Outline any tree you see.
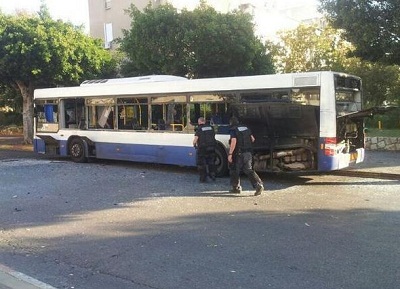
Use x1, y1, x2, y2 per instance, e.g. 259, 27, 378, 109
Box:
347, 59, 400, 107
0, 5, 116, 143
0, 84, 22, 113
119, 3, 274, 78
120, 4, 187, 77
269, 22, 400, 107
319, 0, 400, 65
268, 23, 355, 73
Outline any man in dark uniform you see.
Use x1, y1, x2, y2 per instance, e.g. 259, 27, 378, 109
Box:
193, 117, 217, 182
227, 116, 264, 196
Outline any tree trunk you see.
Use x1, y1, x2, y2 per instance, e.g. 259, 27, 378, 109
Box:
15, 81, 34, 144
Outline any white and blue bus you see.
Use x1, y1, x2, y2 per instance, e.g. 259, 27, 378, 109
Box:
33, 71, 365, 176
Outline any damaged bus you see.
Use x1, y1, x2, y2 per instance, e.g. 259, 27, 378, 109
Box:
33, 71, 367, 176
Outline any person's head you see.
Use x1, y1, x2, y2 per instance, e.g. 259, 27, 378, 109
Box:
198, 117, 206, 125
229, 116, 239, 126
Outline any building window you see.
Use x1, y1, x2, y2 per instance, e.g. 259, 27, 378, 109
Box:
105, 0, 111, 10
104, 23, 113, 49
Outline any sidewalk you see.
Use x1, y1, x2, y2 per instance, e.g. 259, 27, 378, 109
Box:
0, 136, 32, 152
0, 264, 57, 289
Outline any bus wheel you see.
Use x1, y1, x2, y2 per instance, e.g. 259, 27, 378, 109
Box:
69, 138, 88, 163
215, 145, 228, 177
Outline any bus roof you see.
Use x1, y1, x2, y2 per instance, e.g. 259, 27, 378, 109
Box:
34, 71, 353, 100
80, 75, 188, 85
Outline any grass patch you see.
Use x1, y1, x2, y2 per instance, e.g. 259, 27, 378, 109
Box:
366, 128, 400, 137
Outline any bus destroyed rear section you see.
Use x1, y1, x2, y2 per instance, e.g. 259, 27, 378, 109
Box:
235, 102, 368, 173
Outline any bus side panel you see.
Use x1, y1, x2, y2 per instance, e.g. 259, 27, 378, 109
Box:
95, 142, 197, 167
34, 138, 46, 154
34, 137, 68, 156
59, 140, 69, 157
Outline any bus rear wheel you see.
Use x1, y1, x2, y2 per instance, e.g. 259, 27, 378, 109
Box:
215, 145, 228, 177
69, 138, 88, 163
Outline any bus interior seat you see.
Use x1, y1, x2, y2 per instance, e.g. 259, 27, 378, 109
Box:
158, 119, 166, 130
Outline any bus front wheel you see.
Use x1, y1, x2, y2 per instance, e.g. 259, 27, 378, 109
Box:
69, 138, 88, 163
215, 145, 228, 177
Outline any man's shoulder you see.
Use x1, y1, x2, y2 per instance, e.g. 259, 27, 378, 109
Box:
237, 125, 249, 132
200, 125, 213, 131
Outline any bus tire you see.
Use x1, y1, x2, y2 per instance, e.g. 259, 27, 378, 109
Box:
215, 145, 228, 177
69, 138, 88, 163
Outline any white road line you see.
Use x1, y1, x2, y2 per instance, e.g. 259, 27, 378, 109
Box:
0, 263, 57, 289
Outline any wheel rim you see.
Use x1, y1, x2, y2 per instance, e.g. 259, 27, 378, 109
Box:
71, 143, 82, 158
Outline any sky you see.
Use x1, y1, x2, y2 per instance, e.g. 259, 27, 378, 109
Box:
0, 0, 89, 30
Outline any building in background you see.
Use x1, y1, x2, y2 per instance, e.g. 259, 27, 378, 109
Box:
88, 0, 159, 49
88, 0, 322, 49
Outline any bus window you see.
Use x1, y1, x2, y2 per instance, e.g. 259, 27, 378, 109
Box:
291, 88, 320, 106
189, 93, 230, 126
240, 90, 291, 103
87, 106, 114, 129
151, 95, 186, 131
336, 91, 361, 116
166, 103, 185, 131
117, 98, 148, 130
64, 98, 85, 129
189, 102, 229, 125
151, 104, 165, 130
189, 103, 201, 124
35, 101, 59, 132
86, 98, 115, 129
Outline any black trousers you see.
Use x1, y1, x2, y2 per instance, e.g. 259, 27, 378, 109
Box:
230, 152, 263, 189
196, 148, 216, 181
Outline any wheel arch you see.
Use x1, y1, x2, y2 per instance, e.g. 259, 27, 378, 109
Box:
67, 135, 95, 162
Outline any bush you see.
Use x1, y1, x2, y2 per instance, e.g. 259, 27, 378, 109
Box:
365, 107, 400, 129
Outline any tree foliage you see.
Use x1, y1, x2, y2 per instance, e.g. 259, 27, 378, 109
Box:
268, 23, 354, 73
347, 60, 400, 107
119, 4, 187, 76
319, 0, 400, 65
269, 22, 400, 107
119, 3, 274, 78
0, 5, 116, 143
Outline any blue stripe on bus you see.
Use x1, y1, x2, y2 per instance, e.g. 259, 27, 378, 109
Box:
95, 142, 197, 167
35, 138, 197, 167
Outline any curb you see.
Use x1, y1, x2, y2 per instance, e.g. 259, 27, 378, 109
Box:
0, 264, 57, 289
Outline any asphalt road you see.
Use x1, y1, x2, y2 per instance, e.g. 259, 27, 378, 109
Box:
0, 144, 399, 289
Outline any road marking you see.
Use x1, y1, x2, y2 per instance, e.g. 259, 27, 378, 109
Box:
0, 263, 57, 289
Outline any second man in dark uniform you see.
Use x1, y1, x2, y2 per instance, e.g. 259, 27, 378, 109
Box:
227, 116, 264, 196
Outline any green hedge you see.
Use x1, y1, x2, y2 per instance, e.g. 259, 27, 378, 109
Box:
364, 108, 400, 129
